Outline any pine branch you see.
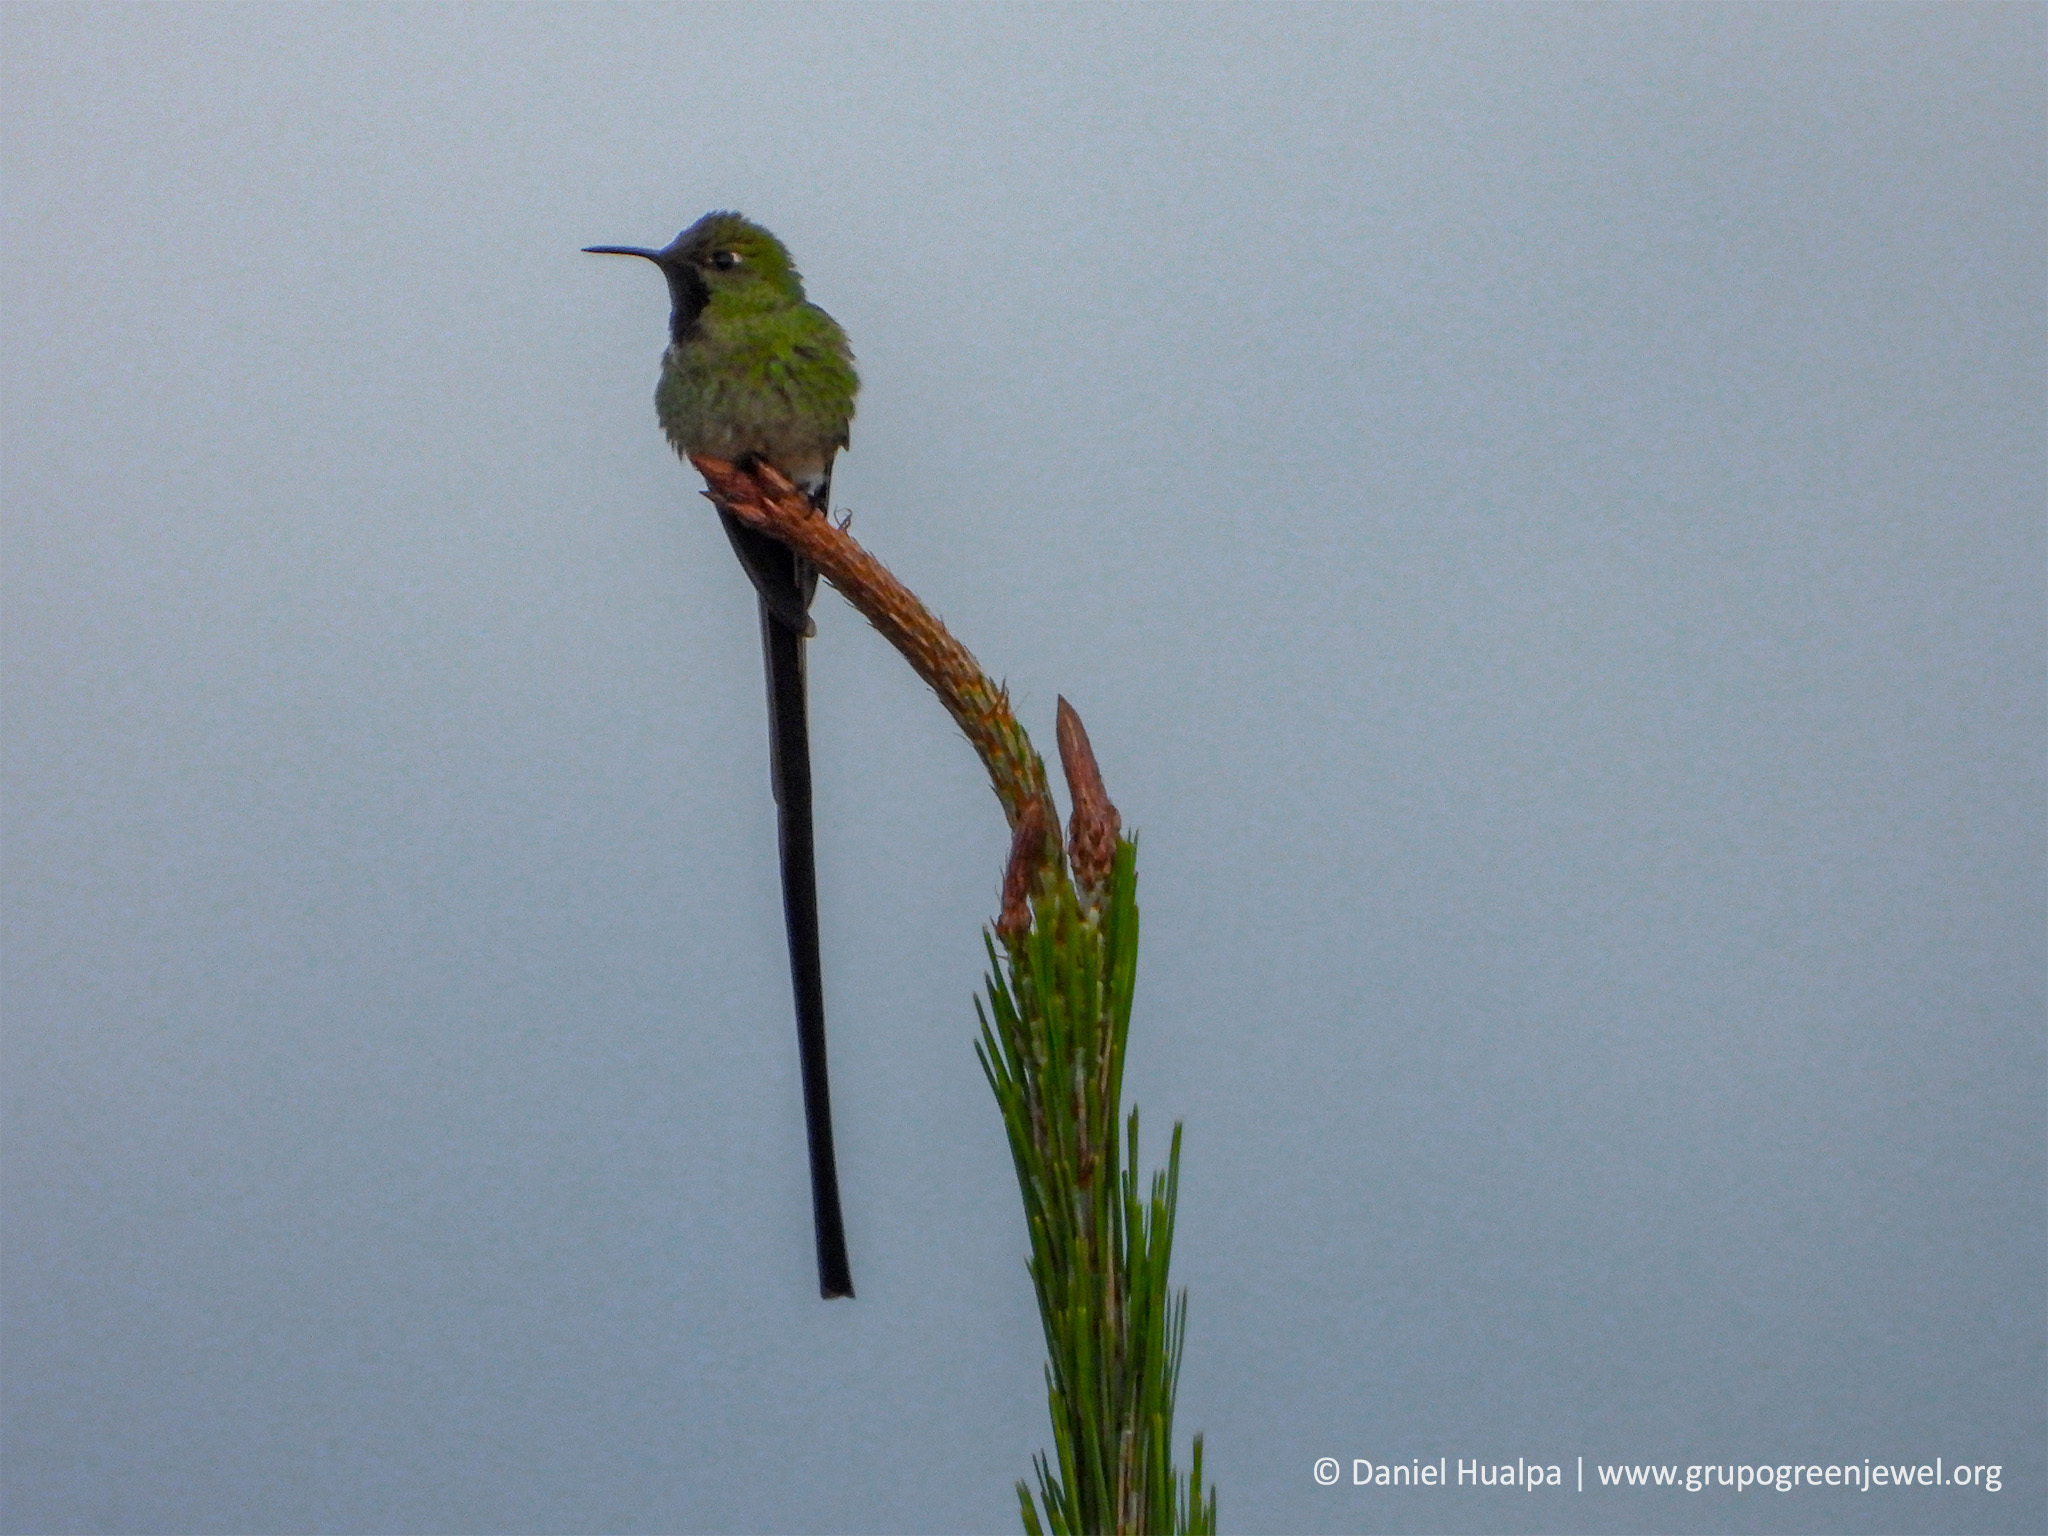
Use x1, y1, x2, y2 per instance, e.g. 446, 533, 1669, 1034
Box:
691, 455, 1059, 847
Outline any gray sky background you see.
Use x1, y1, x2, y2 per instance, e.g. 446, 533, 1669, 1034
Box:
4, 5, 2042, 1534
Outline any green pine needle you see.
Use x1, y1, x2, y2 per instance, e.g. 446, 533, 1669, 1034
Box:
984, 839, 1215, 1534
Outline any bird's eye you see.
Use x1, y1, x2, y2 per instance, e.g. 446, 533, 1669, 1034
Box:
709, 250, 741, 271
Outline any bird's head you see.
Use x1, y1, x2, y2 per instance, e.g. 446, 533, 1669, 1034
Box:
585, 211, 805, 337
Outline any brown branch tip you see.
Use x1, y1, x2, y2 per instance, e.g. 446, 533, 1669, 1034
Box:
995, 797, 1051, 941
1056, 696, 1121, 898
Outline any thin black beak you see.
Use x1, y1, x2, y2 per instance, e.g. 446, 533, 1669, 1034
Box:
583, 245, 664, 260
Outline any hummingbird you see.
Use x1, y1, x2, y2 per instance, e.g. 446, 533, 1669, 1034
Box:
587, 212, 859, 1299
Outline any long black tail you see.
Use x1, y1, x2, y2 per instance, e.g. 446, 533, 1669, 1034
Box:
719, 506, 853, 1300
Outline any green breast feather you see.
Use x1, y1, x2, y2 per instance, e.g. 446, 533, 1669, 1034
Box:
658, 298, 857, 483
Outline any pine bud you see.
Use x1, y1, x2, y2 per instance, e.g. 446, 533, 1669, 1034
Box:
996, 797, 1051, 940
1056, 697, 1120, 901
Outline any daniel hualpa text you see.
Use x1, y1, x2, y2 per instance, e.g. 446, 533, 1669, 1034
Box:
1352, 1459, 1560, 1489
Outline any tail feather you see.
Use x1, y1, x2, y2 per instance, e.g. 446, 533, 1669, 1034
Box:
719, 509, 816, 635
730, 489, 853, 1300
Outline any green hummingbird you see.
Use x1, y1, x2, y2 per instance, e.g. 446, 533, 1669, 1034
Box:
587, 212, 858, 1299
